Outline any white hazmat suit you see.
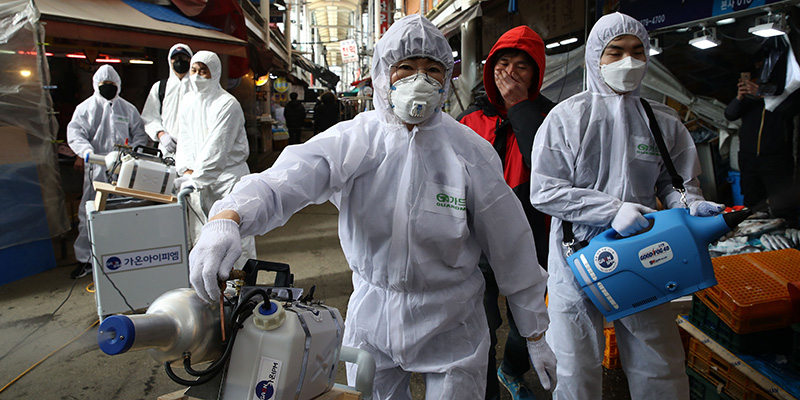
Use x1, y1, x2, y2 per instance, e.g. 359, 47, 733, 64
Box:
141, 43, 193, 158
67, 65, 148, 264
529, 12, 699, 400
198, 14, 550, 399
175, 50, 255, 262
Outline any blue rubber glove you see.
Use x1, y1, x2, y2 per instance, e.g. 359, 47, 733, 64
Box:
612, 202, 656, 237
689, 200, 725, 217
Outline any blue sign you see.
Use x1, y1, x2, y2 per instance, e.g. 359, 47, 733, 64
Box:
598, 0, 783, 31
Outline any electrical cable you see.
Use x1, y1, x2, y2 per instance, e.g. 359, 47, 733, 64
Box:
556, 46, 571, 103
164, 289, 271, 386
86, 282, 95, 293
0, 275, 81, 363
0, 319, 99, 394
86, 206, 135, 312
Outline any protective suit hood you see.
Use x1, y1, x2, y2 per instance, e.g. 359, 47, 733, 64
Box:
93, 65, 121, 102
586, 12, 650, 96
190, 51, 223, 96
483, 25, 546, 113
168, 43, 193, 78
371, 14, 454, 126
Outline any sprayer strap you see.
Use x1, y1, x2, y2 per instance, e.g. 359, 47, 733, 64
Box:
639, 98, 684, 191
561, 99, 684, 253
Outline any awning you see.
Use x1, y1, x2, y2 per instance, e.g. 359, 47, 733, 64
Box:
293, 54, 340, 89
37, 0, 247, 58
432, 2, 482, 37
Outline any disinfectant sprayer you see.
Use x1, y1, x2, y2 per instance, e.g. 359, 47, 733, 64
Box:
97, 260, 374, 400
85, 144, 176, 195
567, 208, 751, 321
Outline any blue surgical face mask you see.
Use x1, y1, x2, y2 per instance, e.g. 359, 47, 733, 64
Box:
388, 73, 445, 125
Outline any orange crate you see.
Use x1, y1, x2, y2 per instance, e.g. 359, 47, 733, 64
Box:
603, 327, 621, 369
687, 337, 776, 400
695, 249, 800, 334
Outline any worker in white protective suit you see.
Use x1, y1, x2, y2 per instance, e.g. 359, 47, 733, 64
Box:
67, 65, 148, 279
529, 12, 725, 400
141, 43, 193, 158
187, 14, 556, 399
173, 50, 256, 264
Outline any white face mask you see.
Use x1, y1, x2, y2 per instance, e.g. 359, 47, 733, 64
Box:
600, 56, 646, 93
190, 74, 213, 94
389, 73, 445, 125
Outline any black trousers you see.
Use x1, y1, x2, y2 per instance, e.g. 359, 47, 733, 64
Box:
739, 152, 798, 226
481, 255, 531, 400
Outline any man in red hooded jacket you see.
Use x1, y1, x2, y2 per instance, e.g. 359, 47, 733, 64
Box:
458, 25, 555, 400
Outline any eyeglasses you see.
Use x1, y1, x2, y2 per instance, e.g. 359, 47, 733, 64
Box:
390, 60, 446, 81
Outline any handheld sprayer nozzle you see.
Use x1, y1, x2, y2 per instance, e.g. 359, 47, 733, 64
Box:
723, 209, 753, 230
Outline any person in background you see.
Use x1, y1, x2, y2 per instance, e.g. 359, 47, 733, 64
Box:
173, 50, 256, 265
66, 65, 148, 279
185, 14, 555, 399
457, 25, 555, 400
725, 64, 799, 226
284, 92, 306, 145
530, 12, 724, 399
313, 91, 340, 134
141, 43, 193, 158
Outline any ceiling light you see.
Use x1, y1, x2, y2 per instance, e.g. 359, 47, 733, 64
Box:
559, 37, 578, 45
20, 70, 31, 77
95, 58, 121, 63
675, 27, 690, 33
545, 42, 561, 49
452, 50, 458, 58
129, 59, 153, 65
748, 14, 788, 37
689, 28, 720, 50
716, 18, 736, 25
649, 38, 662, 56
66, 53, 86, 59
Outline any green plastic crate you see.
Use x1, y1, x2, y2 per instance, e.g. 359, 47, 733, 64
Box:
689, 297, 793, 355
687, 367, 735, 400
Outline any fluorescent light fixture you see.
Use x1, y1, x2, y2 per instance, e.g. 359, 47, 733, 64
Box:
96, 58, 121, 63
689, 28, 720, 50
66, 53, 86, 59
749, 20, 788, 37
649, 38, 662, 56
559, 37, 578, 45
452, 50, 458, 58
20, 70, 31, 77
129, 59, 153, 65
716, 17, 736, 25
545, 42, 561, 49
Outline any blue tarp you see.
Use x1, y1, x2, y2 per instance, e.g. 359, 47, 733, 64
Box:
120, 0, 221, 31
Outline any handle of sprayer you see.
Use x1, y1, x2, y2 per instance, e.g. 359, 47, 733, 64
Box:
241, 260, 294, 288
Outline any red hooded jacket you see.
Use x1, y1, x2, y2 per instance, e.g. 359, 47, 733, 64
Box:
457, 25, 554, 266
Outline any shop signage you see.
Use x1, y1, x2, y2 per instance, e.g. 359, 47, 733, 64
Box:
339, 39, 358, 63
598, 0, 784, 31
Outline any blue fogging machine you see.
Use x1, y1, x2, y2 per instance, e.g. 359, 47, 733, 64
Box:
567, 208, 750, 321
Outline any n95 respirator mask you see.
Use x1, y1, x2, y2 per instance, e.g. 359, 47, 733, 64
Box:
389, 73, 445, 125
600, 56, 646, 93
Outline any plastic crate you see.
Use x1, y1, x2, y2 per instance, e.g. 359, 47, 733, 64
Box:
687, 367, 735, 400
687, 337, 777, 400
695, 249, 800, 334
689, 297, 793, 355
792, 324, 800, 373
603, 327, 621, 369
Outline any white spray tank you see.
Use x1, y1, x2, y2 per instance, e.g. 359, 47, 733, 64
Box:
97, 260, 353, 400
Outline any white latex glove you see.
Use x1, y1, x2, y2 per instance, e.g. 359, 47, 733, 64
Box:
689, 200, 725, 217
173, 175, 195, 192
158, 132, 177, 153
189, 219, 242, 303
527, 335, 557, 391
611, 202, 656, 237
